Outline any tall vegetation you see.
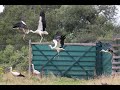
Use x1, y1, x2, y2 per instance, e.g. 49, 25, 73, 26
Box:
0, 5, 119, 71
0, 5, 118, 45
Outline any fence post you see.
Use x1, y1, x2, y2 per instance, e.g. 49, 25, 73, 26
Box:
28, 39, 32, 78
96, 41, 103, 76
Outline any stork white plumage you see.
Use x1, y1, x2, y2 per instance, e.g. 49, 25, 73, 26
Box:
13, 20, 30, 40
29, 10, 48, 43
100, 48, 114, 54
9, 67, 25, 77
31, 64, 40, 76
49, 31, 66, 54
13, 10, 48, 42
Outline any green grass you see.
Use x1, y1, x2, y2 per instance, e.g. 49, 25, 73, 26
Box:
0, 72, 120, 85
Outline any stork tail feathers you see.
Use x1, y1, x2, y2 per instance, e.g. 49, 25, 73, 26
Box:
18, 73, 25, 77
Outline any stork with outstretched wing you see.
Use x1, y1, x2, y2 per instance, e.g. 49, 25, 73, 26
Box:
13, 10, 48, 42
13, 20, 30, 40
49, 31, 66, 55
29, 10, 48, 43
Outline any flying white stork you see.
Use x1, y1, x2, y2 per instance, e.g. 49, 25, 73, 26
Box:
31, 64, 40, 76
29, 10, 48, 43
49, 31, 66, 55
9, 67, 25, 77
13, 20, 30, 40
13, 10, 48, 42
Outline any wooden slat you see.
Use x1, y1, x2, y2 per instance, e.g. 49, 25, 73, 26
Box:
113, 38, 120, 40
112, 67, 120, 70
113, 56, 120, 59
112, 62, 120, 64
31, 42, 50, 45
31, 42, 96, 46
113, 50, 119, 53
112, 72, 120, 75
112, 44, 120, 47
64, 43, 96, 46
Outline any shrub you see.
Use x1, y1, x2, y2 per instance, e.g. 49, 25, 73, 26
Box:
0, 45, 29, 71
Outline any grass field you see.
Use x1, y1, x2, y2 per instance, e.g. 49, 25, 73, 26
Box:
0, 72, 120, 85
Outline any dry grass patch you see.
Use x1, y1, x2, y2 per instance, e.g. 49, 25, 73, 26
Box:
1, 72, 120, 85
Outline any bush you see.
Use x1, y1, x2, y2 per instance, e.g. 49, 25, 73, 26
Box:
0, 45, 29, 71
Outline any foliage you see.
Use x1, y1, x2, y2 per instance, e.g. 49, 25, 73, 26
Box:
0, 5, 118, 45
0, 5, 119, 71
46, 5, 117, 43
0, 45, 29, 71
0, 67, 4, 76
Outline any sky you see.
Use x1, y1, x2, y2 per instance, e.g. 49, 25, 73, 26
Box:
0, 5, 4, 13
115, 5, 120, 25
0, 5, 120, 24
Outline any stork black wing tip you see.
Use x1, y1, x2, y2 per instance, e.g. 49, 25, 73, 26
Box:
61, 35, 66, 39
19, 73, 25, 77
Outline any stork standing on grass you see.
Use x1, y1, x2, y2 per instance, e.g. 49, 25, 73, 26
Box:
49, 31, 66, 55
9, 67, 25, 77
29, 10, 48, 43
13, 20, 30, 40
31, 64, 40, 76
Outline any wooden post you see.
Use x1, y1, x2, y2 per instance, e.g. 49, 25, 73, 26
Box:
96, 41, 103, 76
29, 39, 32, 78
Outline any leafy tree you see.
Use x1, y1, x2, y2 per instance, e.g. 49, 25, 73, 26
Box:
0, 5, 119, 71
0, 45, 29, 71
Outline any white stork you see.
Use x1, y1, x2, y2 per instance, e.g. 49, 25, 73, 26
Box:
100, 48, 114, 54
31, 64, 40, 76
13, 10, 48, 42
9, 67, 25, 77
13, 20, 30, 40
29, 10, 48, 43
49, 31, 66, 54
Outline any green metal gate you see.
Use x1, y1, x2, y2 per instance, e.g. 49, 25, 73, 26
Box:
29, 42, 112, 79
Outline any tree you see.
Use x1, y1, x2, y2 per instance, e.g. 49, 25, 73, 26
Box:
0, 5, 118, 46
46, 5, 117, 42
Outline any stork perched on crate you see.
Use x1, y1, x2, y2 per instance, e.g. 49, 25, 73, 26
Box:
29, 10, 48, 43
13, 20, 30, 40
9, 67, 25, 77
100, 49, 113, 54
100, 43, 114, 54
49, 31, 66, 55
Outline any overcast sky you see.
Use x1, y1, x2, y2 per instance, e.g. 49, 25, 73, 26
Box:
115, 5, 120, 25
0, 5, 120, 25
0, 5, 4, 13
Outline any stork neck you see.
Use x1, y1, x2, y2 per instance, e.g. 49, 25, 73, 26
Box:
32, 65, 35, 71
10, 67, 12, 72
49, 45, 53, 49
